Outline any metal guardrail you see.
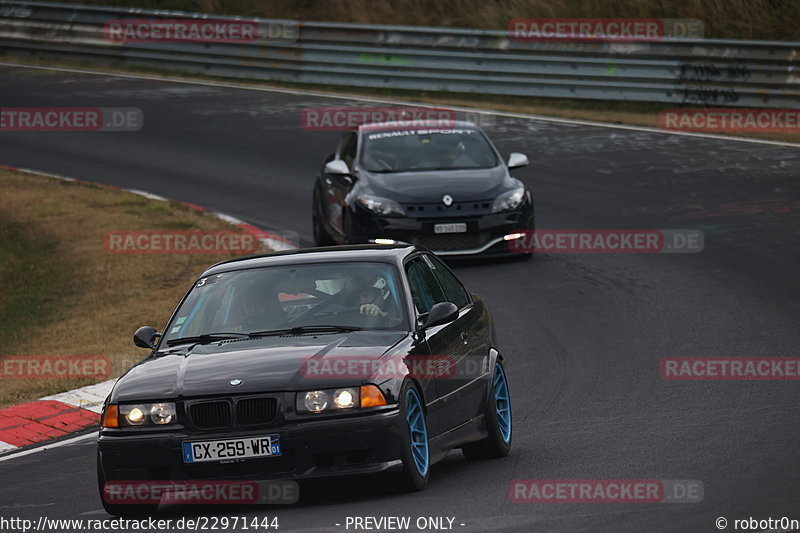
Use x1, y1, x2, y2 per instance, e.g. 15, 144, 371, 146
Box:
1, 0, 799, 107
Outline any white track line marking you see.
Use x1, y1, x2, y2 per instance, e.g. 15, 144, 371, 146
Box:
2, 61, 799, 148
0, 433, 95, 463
127, 189, 168, 201
214, 212, 245, 225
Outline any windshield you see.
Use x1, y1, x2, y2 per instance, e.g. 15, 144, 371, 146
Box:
162, 262, 408, 344
360, 127, 499, 172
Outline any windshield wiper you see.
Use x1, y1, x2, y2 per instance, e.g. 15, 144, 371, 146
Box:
165, 332, 250, 347
248, 325, 362, 337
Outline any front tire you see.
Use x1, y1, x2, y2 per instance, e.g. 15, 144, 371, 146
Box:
397, 381, 430, 491
462, 360, 512, 460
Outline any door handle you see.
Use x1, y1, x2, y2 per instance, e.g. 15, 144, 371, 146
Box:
460, 332, 469, 344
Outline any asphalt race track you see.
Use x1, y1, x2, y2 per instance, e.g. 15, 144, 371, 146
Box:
1, 64, 799, 532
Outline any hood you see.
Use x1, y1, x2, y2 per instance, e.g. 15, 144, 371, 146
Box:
111, 331, 407, 402
359, 165, 510, 203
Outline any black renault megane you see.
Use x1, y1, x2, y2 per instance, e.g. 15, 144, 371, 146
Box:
97, 244, 512, 515
312, 121, 534, 256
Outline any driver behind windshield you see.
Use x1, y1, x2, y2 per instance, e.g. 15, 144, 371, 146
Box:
342, 274, 400, 324
357, 285, 389, 318
442, 139, 477, 168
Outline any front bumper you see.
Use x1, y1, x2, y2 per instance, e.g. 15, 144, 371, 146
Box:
98, 408, 402, 482
349, 201, 534, 257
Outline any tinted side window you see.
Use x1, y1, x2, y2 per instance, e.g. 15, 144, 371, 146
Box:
405, 258, 446, 315
425, 255, 470, 309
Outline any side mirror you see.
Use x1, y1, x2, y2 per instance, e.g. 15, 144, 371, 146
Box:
133, 326, 160, 350
507, 152, 529, 169
422, 302, 459, 329
324, 160, 351, 175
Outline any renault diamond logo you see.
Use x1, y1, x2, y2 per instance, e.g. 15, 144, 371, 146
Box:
228, 379, 243, 386
442, 194, 454, 207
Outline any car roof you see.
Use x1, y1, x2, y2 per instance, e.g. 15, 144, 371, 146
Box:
358, 120, 478, 133
202, 244, 421, 276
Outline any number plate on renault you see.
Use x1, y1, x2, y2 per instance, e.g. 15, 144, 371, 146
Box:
434, 223, 467, 234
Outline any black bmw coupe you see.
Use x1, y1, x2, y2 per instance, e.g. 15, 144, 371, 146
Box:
312, 121, 534, 256
98, 244, 512, 515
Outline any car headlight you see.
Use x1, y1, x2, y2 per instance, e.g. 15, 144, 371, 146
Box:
333, 388, 356, 408
118, 403, 177, 427
298, 388, 358, 413
304, 390, 330, 413
297, 385, 387, 413
150, 403, 176, 425
357, 195, 405, 216
491, 187, 525, 213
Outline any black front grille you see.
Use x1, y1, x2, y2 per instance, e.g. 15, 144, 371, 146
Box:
237, 398, 277, 425
411, 232, 490, 251
190, 401, 232, 429
404, 201, 492, 217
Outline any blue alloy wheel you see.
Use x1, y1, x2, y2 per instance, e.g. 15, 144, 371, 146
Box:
493, 362, 512, 443
405, 387, 429, 476
461, 359, 512, 460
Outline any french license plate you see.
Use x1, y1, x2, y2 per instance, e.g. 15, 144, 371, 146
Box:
434, 223, 467, 234
182, 435, 281, 463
